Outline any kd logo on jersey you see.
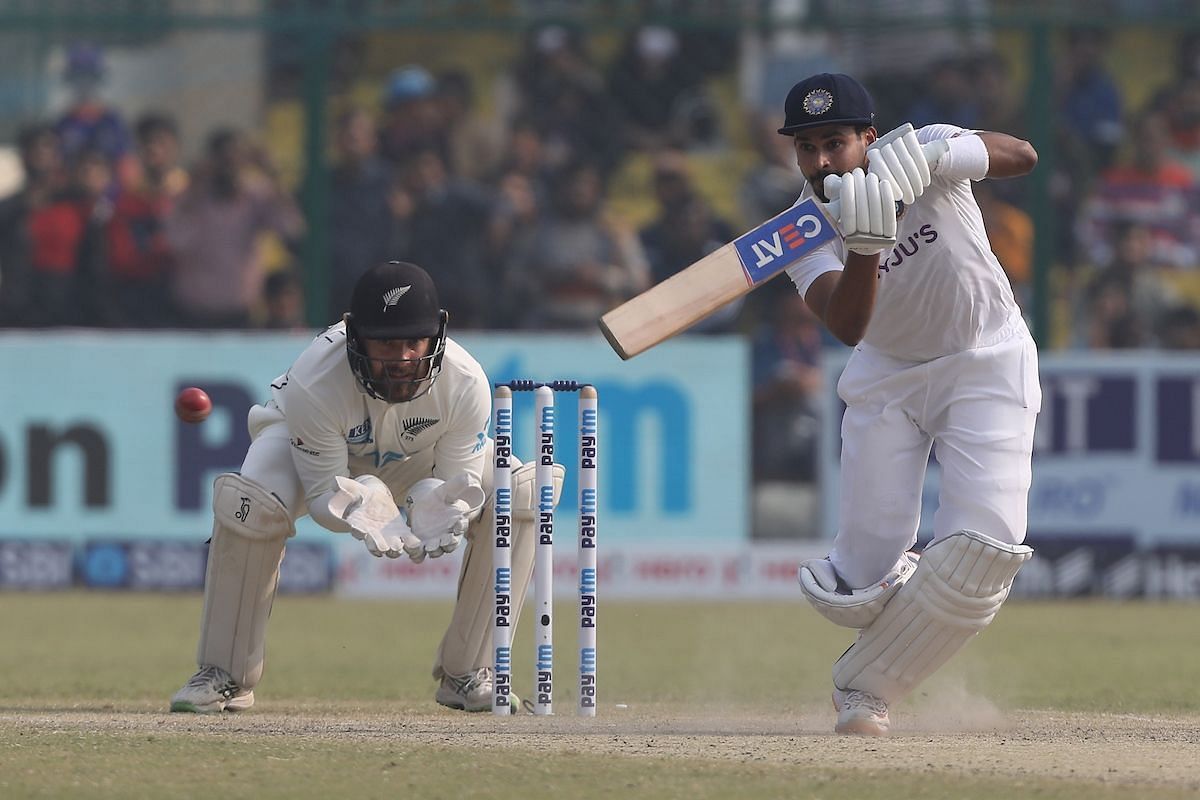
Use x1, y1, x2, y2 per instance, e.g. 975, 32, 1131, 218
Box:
733, 198, 836, 286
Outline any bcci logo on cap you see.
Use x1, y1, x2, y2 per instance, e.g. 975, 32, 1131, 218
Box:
803, 88, 833, 116
733, 198, 837, 286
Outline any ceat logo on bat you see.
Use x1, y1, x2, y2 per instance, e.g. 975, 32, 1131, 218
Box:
733, 198, 836, 286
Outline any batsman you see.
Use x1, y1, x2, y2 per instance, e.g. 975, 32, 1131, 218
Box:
775, 74, 1041, 735
170, 260, 562, 714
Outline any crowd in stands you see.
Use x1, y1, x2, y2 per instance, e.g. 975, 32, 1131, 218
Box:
2, 27, 1200, 516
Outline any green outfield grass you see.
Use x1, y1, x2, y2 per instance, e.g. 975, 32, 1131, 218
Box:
0, 593, 1197, 799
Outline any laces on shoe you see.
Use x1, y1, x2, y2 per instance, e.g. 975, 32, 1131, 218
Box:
444, 667, 491, 694
190, 665, 240, 699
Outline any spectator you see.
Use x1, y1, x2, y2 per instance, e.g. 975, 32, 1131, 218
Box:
485, 169, 543, 326
0, 124, 65, 325
1077, 222, 1176, 349
386, 147, 494, 329
1078, 112, 1199, 270
500, 24, 622, 175
26, 148, 113, 326
1058, 27, 1124, 171
751, 291, 824, 482
378, 65, 447, 166
831, 0, 993, 124
435, 69, 506, 182
261, 268, 307, 331
54, 42, 137, 190
1157, 76, 1200, 179
639, 151, 739, 331
488, 116, 555, 210
1157, 304, 1200, 349
327, 107, 395, 323
1052, 26, 1125, 263
974, 51, 1025, 139
505, 158, 649, 329
606, 25, 717, 151
103, 113, 186, 327
739, 115, 808, 226
165, 128, 305, 328
902, 56, 981, 130
973, 51, 1030, 206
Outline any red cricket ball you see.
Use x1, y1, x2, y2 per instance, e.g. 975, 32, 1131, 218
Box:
175, 387, 213, 424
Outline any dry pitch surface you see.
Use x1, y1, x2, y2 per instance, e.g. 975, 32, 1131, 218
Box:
2, 595, 1198, 798
4, 704, 1198, 795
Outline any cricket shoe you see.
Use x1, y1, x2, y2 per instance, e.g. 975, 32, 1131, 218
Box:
832, 688, 890, 736
436, 667, 519, 713
170, 665, 255, 713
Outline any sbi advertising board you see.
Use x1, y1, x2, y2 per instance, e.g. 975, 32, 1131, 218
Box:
0, 331, 747, 549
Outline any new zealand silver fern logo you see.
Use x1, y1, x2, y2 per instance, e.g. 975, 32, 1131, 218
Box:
401, 416, 439, 441
382, 285, 411, 312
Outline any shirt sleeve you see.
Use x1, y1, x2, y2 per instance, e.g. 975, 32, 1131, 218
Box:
785, 240, 845, 299
432, 372, 491, 485
276, 378, 351, 506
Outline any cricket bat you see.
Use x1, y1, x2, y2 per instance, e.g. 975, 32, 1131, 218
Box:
598, 123, 937, 360
599, 196, 840, 360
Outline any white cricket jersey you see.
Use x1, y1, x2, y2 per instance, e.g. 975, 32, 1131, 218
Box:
253, 322, 492, 507
785, 124, 1021, 362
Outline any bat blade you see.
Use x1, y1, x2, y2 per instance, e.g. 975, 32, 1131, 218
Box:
598, 197, 838, 360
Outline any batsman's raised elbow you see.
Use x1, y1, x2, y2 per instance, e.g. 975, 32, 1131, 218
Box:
1013, 140, 1038, 175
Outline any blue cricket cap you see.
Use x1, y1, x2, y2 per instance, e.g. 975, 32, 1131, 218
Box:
778, 73, 875, 135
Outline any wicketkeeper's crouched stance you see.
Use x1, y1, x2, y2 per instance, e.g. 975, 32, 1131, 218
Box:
170, 261, 563, 714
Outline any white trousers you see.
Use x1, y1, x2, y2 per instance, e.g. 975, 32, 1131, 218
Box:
830, 321, 1041, 589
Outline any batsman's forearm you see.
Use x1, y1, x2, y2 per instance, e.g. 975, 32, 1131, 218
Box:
824, 253, 880, 345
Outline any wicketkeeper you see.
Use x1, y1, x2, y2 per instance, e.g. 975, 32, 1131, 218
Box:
170, 260, 561, 713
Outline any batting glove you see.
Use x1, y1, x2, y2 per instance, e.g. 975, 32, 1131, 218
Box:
327, 475, 407, 558
403, 474, 487, 562
867, 124, 931, 205
824, 169, 898, 256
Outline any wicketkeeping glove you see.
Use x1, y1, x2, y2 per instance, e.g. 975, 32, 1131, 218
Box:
326, 475, 407, 558
823, 168, 898, 256
867, 124, 931, 205
402, 474, 487, 563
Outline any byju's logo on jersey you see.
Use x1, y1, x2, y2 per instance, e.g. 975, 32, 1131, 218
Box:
382, 285, 410, 311
347, 418, 372, 444
733, 198, 837, 286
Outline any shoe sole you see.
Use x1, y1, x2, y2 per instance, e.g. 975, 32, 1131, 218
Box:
169, 700, 223, 714
831, 692, 889, 736
436, 695, 520, 714
170, 692, 254, 714
835, 717, 889, 736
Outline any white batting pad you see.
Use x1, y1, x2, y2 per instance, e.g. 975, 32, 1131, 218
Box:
197, 473, 296, 690
798, 553, 918, 629
833, 530, 1032, 702
433, 460, 564, 678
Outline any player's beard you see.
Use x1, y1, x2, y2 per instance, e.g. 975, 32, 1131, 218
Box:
372, 360, 432, 403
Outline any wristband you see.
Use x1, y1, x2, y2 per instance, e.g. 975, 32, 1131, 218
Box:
932, 134, 989, 181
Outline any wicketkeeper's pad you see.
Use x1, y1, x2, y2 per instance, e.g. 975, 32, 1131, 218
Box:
833, 530, 1032, 703
433, 460, 564, 678
197, 473, 295, 690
